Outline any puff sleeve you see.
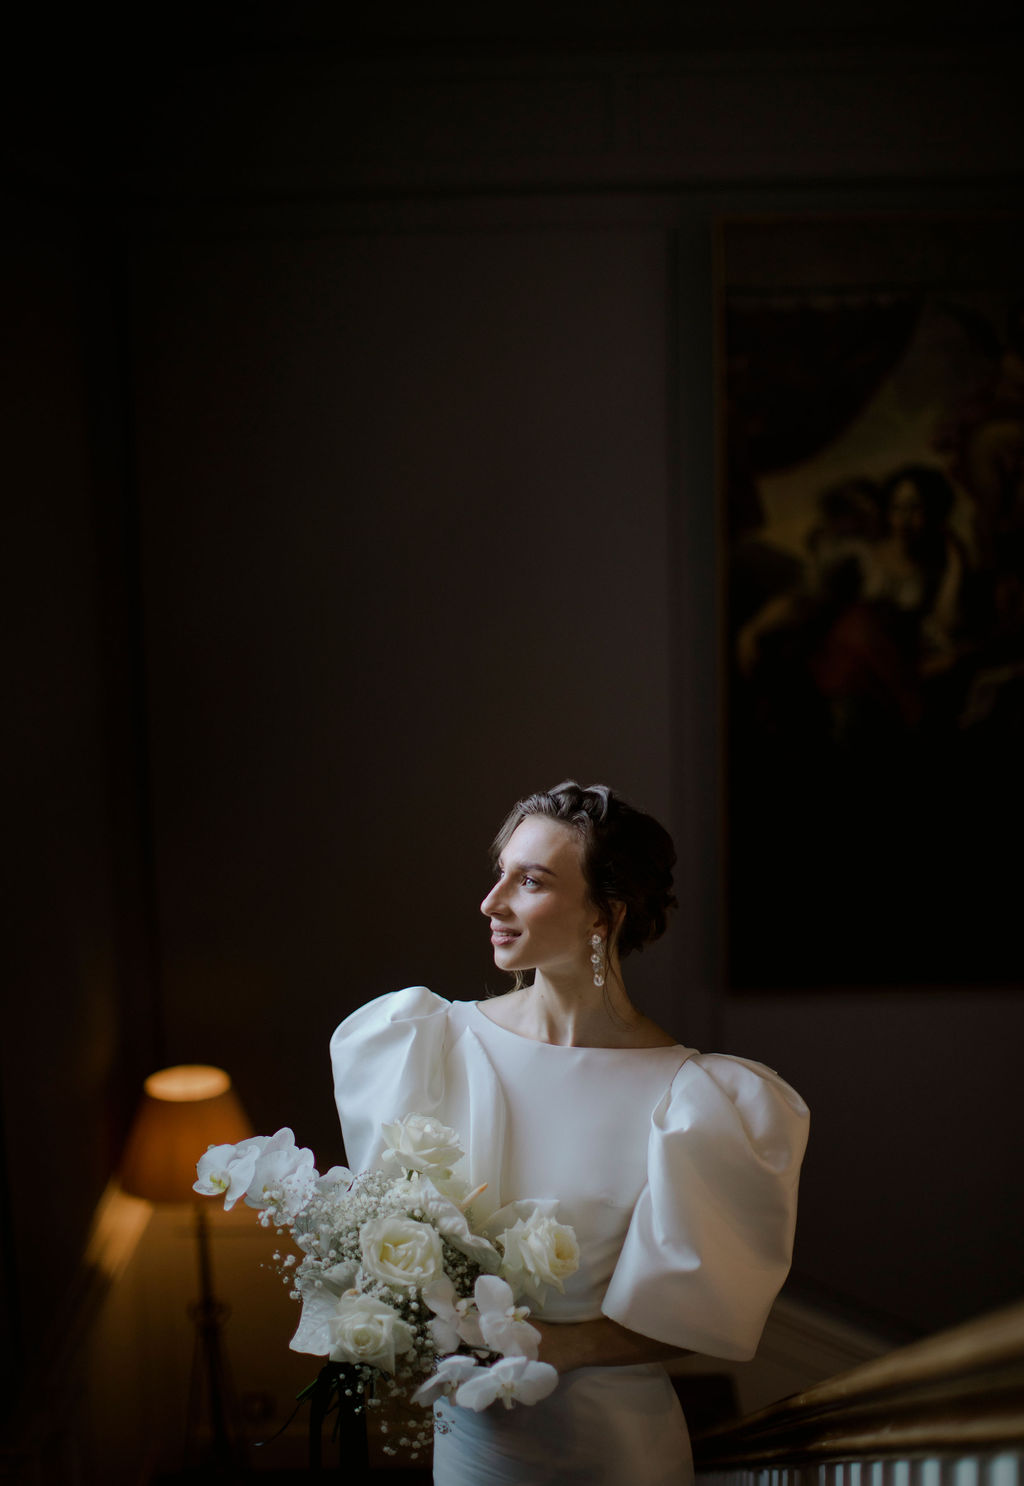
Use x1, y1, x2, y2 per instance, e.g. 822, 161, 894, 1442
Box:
601, 1053, 809, 1361
329, 986, 452, 1172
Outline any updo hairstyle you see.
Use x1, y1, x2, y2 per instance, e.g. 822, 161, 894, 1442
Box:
491, 780, 677, 958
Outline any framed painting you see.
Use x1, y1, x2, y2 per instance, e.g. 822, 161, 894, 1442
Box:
719, 215, 1024, 990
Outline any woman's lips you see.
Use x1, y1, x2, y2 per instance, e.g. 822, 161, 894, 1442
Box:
490, 929, 520, 946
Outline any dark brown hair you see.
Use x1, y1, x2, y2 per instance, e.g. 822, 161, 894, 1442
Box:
490, 780, 677, 959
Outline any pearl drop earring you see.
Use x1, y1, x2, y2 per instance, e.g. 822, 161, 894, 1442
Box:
590, 933, 605, 988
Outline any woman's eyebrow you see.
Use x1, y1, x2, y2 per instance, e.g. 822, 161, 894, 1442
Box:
509, 860, 557, 878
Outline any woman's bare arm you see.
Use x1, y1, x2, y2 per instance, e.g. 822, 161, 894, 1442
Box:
532, 1317, 689, 1373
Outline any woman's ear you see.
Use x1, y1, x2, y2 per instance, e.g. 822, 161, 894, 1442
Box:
605, 901, 627, 942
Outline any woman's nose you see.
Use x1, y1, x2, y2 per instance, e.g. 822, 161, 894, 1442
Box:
480, 881, 504, 916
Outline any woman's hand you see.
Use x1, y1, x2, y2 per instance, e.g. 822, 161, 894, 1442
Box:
531, 1317, 688, 1374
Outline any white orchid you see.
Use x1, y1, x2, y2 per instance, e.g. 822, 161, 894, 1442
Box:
316, 1164, 353, 1196
474, 1275, 541, 1360
424, 1273, 539, 1360
423, 1275, 484, 1353
411, 1354, 480, 1407
455, 1355, 559, 1412
193, 1135, 269, 1210
243, 1128, 316, 1218
403, 1175, 501, 1272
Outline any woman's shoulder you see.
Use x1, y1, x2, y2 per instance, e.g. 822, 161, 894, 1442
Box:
330, 986, 457, 1069
330, 989, 457, 1172
663, 1050, 810, 1166
332, 985, 451, 1036
678, 1049, 808, 1106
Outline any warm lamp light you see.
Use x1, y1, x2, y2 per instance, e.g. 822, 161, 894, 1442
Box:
120, 1064, 254, 1470
120, 1064, 254, 1203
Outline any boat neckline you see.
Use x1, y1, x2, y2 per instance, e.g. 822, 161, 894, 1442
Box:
471, 999, 688, 1054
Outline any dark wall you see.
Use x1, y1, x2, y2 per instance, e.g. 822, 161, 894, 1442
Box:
133, 213, 676, 1152
2, 203, 156, 1409
5, 13, 1023, 1424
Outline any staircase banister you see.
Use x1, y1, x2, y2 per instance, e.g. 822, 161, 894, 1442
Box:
693, 1299, 1024, 1471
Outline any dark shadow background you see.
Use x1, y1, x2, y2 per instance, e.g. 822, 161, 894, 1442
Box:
3, 0, 1023, 1462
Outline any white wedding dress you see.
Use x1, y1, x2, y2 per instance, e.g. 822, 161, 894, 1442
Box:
330, 988, 809, 1486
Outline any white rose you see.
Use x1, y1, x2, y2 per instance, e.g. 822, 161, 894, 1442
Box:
359, 1215, 445, 1288
380, 1113, 464, 1176
327, 1292, 415, 1374
498, 1210, 580, 1304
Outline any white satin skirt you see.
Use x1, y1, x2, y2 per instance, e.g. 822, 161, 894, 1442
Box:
432, 1362, 692, 1486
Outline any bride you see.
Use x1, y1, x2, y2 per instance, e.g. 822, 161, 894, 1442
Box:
331, 781, 809, 1485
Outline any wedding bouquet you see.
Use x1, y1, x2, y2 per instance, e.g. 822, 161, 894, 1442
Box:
194, 1112, 579, 1447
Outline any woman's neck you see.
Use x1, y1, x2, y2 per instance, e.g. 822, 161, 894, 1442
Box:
494, 970, 672, 1049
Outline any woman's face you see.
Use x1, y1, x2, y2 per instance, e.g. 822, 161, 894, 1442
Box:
480, 815, 602, 980
888, 479, 927, 541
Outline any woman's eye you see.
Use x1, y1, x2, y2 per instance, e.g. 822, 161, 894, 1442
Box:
522, 875, 540, 889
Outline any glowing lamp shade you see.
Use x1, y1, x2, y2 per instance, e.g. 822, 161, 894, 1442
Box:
120, 1064, 254, 1203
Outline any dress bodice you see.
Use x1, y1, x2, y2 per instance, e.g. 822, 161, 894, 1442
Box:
330, 986, 809, 1360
